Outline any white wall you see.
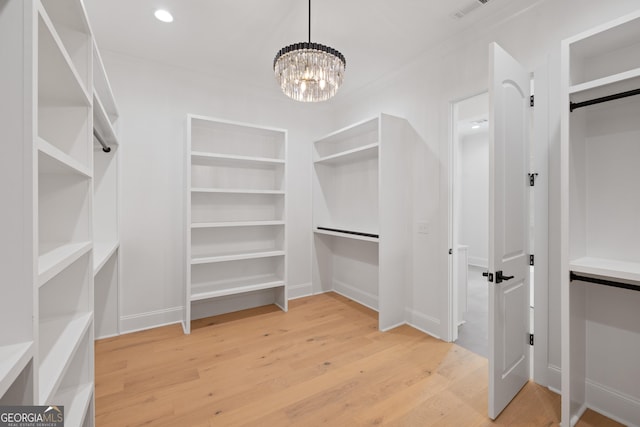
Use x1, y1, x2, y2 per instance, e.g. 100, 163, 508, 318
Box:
102, 51, 332, 332
459, 132, 489, 268
102, 0, 640, 385
327, 0, 640, 369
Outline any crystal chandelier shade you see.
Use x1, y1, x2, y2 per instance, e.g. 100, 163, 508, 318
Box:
273, 1, 346, 102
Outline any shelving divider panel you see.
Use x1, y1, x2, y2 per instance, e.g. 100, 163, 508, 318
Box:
37, 5, 91, 107
93, 241, 119, 275
192, 250, 285, 265
38, 313, 92, 403
315, 143, 379, 165
313, 228, 379, 244
93, 93, 119, 146
191, 151, 285, 166
38, 241, 92, 288
92, 40, 119, 122
191, 221, 285, 229
53, 382, 93, 427
569, 257, 640, 283
38, 138, 92, 178
191, 280, 284, 301
191, 188, 285, 195
0, 342, 34, 398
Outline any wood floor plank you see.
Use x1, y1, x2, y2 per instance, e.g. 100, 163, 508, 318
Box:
95, 293, 624, 427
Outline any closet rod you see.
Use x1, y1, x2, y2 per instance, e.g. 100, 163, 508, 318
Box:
570, 87, 640, 112
317, 227, 379, 239
93, 129, 111, 153
570, 271, 640, 292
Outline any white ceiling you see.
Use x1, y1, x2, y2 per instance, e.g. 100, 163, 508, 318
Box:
84, 0, 536, 99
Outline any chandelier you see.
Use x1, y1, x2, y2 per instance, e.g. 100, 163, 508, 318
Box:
273, 0, 346, 102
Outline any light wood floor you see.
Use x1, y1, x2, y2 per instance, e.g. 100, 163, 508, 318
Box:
95, 293, 622, 426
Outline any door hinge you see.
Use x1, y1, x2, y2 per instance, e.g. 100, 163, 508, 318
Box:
530, 95, 534, 107
449, 248, 453, 255
529, 334, 534, 346
530, 254, 535, 266
529, 173, 538, 186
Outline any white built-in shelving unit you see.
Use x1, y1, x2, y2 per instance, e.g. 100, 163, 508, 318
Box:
184, 115, 287, 333
1, 1, 120, 424
312, 114, 417, 331
37, 0, 96, 423
561, 10, 640, 427
92, 39, 121, 340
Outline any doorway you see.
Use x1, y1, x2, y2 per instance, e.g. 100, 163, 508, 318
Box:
450, 92, 490, 357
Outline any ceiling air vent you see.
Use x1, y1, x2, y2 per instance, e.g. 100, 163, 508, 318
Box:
452, 0, 491, 19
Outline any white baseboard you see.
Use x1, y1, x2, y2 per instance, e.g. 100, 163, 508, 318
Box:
380, 320, 406, 332
547, 364, 562, 394
332, 279, 378, 312
288, 282, 313, 300
405, 308, 441, 340
190, 290, 278, 320
120, 306, 183, 334
586, 379, 640, 427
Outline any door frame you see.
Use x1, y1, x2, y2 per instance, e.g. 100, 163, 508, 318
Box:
446, 62, 553, 390
448, 90, 489, 343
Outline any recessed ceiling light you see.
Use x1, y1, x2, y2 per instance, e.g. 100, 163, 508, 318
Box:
154, 9, 173, 23
471, 124, 481, 129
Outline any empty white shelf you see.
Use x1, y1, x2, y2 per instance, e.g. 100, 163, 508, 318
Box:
570, 67, 640, 94
314, 143, 379, 165
570, 257, 640, 284
93, 92, 119, 147
0, 342, 34, 398
314, 228, 379, 243
93, 241, 119, 275
191, 151, 284, 166
38, 241, 92, 288
191, 220, 285, 229
191, 188, 285, 195
191, 249, 285, 265
38, 5, 91, 107
54, 382, 93, 427
191, 278, 284, 302
38, 312, 92, 403
38, 138, 92, 178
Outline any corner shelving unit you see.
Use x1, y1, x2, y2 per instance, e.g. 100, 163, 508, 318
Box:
312, 114, 417, 331
184, 115, 288, 334
92, 38, 121, 340
561, 10, 640, 427
1, 1, 98, 424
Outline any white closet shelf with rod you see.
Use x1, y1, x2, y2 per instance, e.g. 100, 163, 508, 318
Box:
313, 227, 379, 243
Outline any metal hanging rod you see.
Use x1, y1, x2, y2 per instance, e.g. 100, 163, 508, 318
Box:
317, 226, 379, 239
93, 129, 111, 153
570, 271, 640, 292
570, 87, 640, 112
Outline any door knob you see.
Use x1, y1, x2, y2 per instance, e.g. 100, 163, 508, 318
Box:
495, 270, 514, 284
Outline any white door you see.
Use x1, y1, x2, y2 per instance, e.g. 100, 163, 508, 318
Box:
488, 42, 530, 419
